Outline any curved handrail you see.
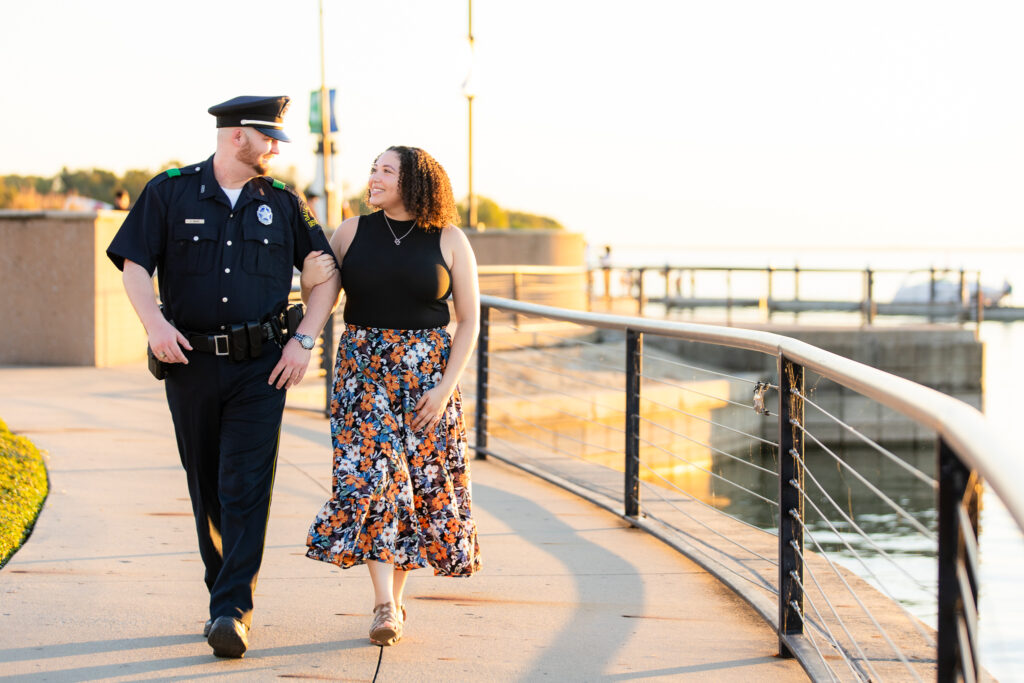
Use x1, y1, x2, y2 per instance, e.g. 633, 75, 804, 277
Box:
480, 294, 1024, 532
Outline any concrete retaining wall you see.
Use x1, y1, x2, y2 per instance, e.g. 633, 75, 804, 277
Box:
0, 210, 145, 366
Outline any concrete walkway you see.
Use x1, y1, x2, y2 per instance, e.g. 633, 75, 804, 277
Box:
0, 365, 806, 682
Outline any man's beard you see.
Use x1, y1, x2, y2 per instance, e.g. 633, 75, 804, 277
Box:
238, 138, 269, 175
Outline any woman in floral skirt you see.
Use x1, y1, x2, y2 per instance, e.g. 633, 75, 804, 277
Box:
300, 146, 481, 647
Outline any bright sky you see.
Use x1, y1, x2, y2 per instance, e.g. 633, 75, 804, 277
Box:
3, 0, 1023, 250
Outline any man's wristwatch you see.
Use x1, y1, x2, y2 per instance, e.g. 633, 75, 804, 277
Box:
293, 333, 315, 350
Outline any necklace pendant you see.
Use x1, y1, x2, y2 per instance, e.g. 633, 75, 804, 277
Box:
394, 238, 401, 245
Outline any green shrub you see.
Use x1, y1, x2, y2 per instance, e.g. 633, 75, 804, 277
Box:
0, 419, 48, 569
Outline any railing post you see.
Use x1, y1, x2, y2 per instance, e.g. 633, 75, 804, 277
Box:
929, 267, 937, 323
636, 268, 646, 315
959, 268, 968, 322
625, 328, 642, 517
937, 437, 980, 682
512, 271, 523, 328
475, 305, 490, 460
777, 354, 805, 657
321, 311, 335, 418
726, 268, 733, 325
975, 271, 984, 324
863, 268, 876, 325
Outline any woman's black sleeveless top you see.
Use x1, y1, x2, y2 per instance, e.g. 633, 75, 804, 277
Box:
341, 211, 452, 329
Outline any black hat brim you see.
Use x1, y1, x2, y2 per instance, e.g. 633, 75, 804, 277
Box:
257, 126, 291, 143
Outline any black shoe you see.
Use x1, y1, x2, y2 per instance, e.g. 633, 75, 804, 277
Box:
203, 619, 212, 638
207, 616, 249, 658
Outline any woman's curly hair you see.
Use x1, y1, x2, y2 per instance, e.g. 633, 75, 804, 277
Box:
366, 146, 460, 230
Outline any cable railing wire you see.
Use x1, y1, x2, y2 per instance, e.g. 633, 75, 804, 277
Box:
635, 433, 778, 507
636, 412, 778, 477
640, 371, 757, 411
789, 475, 938, 648
793, 448, 935, 594
486, 377, 626, 439
633, 459, 781, 537
484, 393, 623, 459
794, 388, 937, 488
635, 459, 780, 566
795, 420, 937, 541
794, 514, 923, 681
639, 393, 780, 449
785, 555, 873, 682
787, 599, 844, 683
489, 336, 628, 376
485, 423, 781, 597
643, 349, 778, 388
489, 353, 629, 396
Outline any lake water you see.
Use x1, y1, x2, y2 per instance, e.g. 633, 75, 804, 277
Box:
604, 244, 1024, 680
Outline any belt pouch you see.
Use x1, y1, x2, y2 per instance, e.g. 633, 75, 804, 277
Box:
230, 324, 249, 361
286, 303, 305, 337
246, 322, 263, 358
147, 345, 166, 380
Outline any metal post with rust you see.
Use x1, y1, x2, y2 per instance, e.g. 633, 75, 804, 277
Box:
777, 355, 805, 656
936, 437, 980, 682
474, 305, 490, 459
636, 268, 646, 315
625, 329, 642, 517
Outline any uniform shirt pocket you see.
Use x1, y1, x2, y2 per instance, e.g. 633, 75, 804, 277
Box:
241, 222, 287, 277
169, 221, 219, 275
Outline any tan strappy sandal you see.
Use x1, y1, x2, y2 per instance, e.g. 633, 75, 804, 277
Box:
369, 602, 401, 646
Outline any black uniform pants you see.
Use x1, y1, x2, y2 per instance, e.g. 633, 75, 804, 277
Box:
164, 343, 286, 628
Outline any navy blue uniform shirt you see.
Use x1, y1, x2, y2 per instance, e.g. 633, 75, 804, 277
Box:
107, 156, 334, 332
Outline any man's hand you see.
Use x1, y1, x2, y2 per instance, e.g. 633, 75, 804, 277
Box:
300, 250, 337, 289
149, 318, 193, 364
268, 337, 311, 390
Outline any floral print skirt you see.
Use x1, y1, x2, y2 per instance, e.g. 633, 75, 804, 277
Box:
306, 325, 481, 576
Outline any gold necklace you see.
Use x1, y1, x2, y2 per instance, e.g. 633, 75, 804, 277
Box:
382, 213, 416, 245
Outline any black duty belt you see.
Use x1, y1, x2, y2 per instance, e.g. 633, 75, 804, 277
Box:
185, 321, 279, 361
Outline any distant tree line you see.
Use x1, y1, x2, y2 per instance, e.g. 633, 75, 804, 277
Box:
0, 164, 179, 210
0, 164, 302, 211
1, 166, 563, 231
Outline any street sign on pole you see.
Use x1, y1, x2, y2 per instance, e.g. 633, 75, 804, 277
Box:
309, 89, 338, 134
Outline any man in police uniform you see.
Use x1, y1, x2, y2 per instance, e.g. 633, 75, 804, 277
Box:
107, 95, 341, 658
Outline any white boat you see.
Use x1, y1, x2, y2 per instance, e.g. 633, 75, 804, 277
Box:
892, 278, 1012, 307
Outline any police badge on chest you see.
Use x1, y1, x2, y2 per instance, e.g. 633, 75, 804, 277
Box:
256, 204, 273, 225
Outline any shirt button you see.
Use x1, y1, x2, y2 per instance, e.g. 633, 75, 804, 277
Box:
263, 238, 269, 244
230, 213, 234, 218
220, 325, 226, 330
195, 166, 201, 172
221, 297, 228, 303
224, 268, 231, 274
226, 240, 232, 246
193, 236, 199, 241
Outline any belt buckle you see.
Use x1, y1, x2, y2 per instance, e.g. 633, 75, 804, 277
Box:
213, 334, 230, 356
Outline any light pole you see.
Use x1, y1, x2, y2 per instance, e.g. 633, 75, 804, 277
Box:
463, 0, 477, 229
318, 0, 337, 228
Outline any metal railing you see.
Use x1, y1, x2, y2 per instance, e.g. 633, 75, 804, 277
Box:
590, 265, 997, 323
470, 294, 1022, 682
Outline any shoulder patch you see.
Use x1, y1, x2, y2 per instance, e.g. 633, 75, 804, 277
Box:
164, 163, 201, 179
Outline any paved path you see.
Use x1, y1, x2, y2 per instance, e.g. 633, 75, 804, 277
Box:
0, 365, 806, 682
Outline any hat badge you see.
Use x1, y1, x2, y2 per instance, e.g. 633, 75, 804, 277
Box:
257, 204, 273, 226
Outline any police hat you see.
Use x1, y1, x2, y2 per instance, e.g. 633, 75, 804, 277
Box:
208, 95, 292, 142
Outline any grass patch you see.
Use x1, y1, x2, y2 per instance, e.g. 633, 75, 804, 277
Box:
0, 417, 48, 569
